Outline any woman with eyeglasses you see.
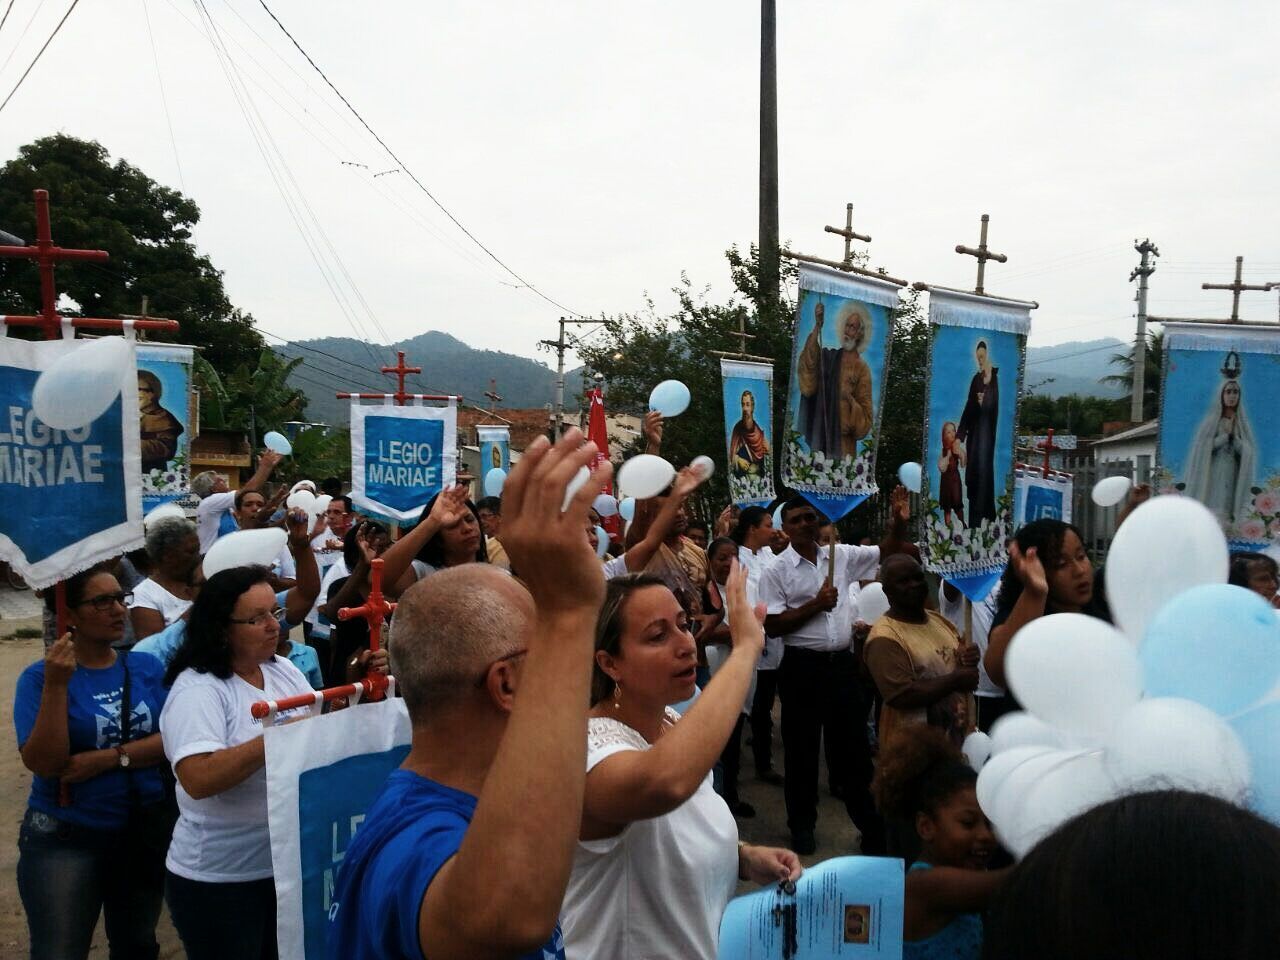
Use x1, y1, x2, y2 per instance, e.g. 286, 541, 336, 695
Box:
159, 564, 372, 959
14, 565, 171, 960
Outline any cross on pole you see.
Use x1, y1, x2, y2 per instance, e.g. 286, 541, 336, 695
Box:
336, 350, 458, 406
381, 350, 422, 406
955, 214, 1008, 296
338, 557, 396, 654
1201, 256, 1274, 322
1036, 429, 1062, 479
823, 203, 872, 270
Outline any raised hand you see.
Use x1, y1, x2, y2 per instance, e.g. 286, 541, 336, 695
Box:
723, 559, 765, 657
813, 300, 825, 331
890, 484, 910, 524
44, 632, 77, 686
1009, 543, 1048, 597
284, 508, 311, 552
259, 449, 284, 472
642, 411, 664, 453
671, 465, 708, 502
428, 483, 470, 529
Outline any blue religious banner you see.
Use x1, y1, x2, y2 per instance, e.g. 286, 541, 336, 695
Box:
721, 359, 776, 507
782, 264, 899, 521
0, 330, 143, 589
476, 424, 510, 474
349, 400, 458, 523
920, 287, 1032, 602
716, 856, 904, 959
1013, 466, 1073, 527
266, 697, 412, 960
136, 343, 195, 511
1156, 321, 1280, 550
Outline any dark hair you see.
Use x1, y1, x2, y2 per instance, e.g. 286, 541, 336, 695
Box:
321, 477, 343, 497
164, 565, 272, 685
234, 487, 266, 512
983, 790, 1280, 960
1229, 551, 1278, 588
44, 564, 116, 613
342, 520, 388, 570
871, 725, 976, 824
781, 496, 820, 523
591, 573, 667, 705
137, 368, 163, 400
685, 519, 710, 537
993, 519, 1100, 623
476, 496, 502, 515
706, 536, 737, 564
414, 493, 489, 568
976, 339, 988, 351
330, 495, 353, 513
731, 506, 770, 546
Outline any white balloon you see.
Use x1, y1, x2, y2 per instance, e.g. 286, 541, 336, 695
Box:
202, 528, 288, 578
1006, 613, 1142, 743
691, 455, 716, 480
32, 336, 131, 430
616, 454, 676, 500
1004, 750, 1118, 857
1105, 496, 1229, 645
1104, 697, 1251, 803
989, 711, 1066, 755
313, 495, 333, 515
592, 494, 619, 518
286, 490, 316, 513
1091, 475, 1131, 507
963, 731, 993, 771
562, 466, 592, 512
976, 746, 1055, 821
263, 431, 293, 456
856, 582, 890, 623
594, 525, 609, 558
143, 502, 186, 526
290, 480, 316, 494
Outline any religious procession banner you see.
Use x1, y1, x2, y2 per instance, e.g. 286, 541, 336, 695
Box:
136, 343, 195, 511
1013, 466, 1073, 527
476, 424, 510, 474
721, 359, 776, 507
782, 264, 899, 521
349, 400, 458, 523
716, 856, 904, 959
920, 288, 1031, 601
1156, 321, 1280, 550
0, 329, 142, 589
266, 696, 412, 960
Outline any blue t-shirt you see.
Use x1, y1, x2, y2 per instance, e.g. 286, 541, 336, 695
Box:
13, 651, 169, 829
327, 770, 565, 960
284, 641, 323, 689
904, 862, 984, 960
217, 510, 239, 538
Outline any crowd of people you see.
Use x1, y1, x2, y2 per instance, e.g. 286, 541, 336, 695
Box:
12, 416, 1280, 960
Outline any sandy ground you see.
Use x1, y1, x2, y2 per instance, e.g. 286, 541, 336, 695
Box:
0, 607, 857, 959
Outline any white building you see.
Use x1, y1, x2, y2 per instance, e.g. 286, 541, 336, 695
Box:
1091, 420, 1158, 484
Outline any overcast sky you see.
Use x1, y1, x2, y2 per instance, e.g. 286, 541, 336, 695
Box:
2, 1, 1277, 376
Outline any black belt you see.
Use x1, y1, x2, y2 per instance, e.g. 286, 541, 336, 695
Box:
785, 646, 852, 660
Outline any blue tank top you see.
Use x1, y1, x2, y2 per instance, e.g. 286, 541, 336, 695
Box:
903, 862, 984, 960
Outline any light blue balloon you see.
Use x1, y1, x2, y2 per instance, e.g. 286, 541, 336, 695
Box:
1141, 584, 1280, 715
773, 504, 786, 529
595, 525, 609, 558
1232, 701, 1280, 823
897, 461, 922, 493
648, 379, 691, 417
263, 430, 292, 456
618, 497, 636, 521
483, 467, 507, 497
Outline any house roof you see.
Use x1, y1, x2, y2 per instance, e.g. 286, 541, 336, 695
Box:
456, 408, 568, 450
1091, 419, 1158, 446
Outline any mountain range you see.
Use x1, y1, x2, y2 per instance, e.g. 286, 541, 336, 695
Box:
275, 332, 1125, 426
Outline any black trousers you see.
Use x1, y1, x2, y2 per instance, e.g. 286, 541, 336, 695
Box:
977, 693, 1017, 733
750, 668, 780, 774
778, 647, 885, 854
166, 872, 277, 960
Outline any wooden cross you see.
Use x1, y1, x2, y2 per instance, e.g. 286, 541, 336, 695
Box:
1202, 256, 1274, 322
336, 349, 458, 406
484, 378, 503, 411
823, 203, 871, 270
381, 350, 422, 406
955, 214, 1008, 296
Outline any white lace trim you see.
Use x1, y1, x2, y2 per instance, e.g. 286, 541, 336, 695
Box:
586, 709, 681, 755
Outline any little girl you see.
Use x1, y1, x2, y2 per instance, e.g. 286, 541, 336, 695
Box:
872, 726, 1009, 959
937, 422, 966, 526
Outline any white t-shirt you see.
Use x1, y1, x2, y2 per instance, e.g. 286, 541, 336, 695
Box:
562, 710, 740, 960
272, 546, 296, 581
128, 578, 192, 626
738, 546, 784, 670
310, 530, 344, 572
602, 554, 630, 579
938, 585, 1005, 698
703, 599, 756, 714
160, 656, 313, 882
195, 491, 236, 553
758, 543, 881, 652
307, 557, 350, 636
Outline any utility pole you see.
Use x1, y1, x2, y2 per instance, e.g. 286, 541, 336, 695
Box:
1129, 239, 1159, 423
540, 316, 603, 439
758, 0, 779, 315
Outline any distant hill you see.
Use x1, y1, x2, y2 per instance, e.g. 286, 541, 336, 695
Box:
275, 331, 586, 426
1026, 338, 1127, 399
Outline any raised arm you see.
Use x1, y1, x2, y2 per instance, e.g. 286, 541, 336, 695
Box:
984, 544, 1047, 689
877, 484, 912, 557
420, 431, 612, 958
241, 449, 283, 497
622, 466, 707, 573
283, 509, 320, 624
377, 485, 468, 594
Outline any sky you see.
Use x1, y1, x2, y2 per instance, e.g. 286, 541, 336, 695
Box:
1, 1, 1277, 375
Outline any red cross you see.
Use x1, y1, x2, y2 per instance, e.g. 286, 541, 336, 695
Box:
381, 351, 422, 406
1036, 429, 1061, 479
336, 558, 397, 700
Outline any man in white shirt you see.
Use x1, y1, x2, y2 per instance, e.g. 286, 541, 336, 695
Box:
192, 450, 283, 553
758, 490, 910, 856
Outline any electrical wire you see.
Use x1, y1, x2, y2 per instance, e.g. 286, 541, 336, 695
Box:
253, 0, 586, 318
0, 0, 17, 36
0, 0, 79, 115
141, 0, 185, 193
0, 0, 46, 76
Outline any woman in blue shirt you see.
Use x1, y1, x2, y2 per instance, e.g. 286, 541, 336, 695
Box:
14, 565, 171, 960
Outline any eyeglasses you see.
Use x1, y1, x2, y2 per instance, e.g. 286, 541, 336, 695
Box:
474, 648, 528, 687
75, 592, 133, 611
229, 607, 284, 628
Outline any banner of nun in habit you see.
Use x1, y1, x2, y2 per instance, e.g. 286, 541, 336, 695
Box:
920, 288, 1031, 601
1156, 322, 1280, 550
721, 359, 776, 507
781, 264, 898, 521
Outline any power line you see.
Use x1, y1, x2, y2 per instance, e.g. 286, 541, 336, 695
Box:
0, 0, 48, 76
0, 0, 80, 115
0, 0, 17, 36
253, 0, 586, 318
140, 0, 185, 192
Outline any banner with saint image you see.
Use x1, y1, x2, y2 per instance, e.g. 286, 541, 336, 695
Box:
920, 288, 1031, 601
1156, 322, 1280, 550
136, 343, 195, 511
476, 424, 510, 474
781, 264, 899, 521
721, 359, 776, 506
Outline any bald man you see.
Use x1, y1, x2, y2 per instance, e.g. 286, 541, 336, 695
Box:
327, 430, 610, 960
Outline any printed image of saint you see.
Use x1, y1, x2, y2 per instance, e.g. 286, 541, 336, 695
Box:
729, 389, 770, 477
797, 300, 873, 458
1183, 355, 1256, 523
956, 340, 999, 528
137, 370, 184, 473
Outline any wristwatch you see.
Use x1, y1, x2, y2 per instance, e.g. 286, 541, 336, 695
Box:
115, 746, 131, 769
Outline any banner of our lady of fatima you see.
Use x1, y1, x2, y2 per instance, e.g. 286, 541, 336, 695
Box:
782, 264, 899, 521
476, 424, 510, 474
920, 288, 1032, 601
1156, 321, 1280, 550
721, 359, 776, 507
349, 399, 458, 523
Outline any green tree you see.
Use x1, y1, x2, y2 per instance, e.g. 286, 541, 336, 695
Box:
0, 135, 265, 374
1100, 330, 1163, 421
1019, 392, 1125, 437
